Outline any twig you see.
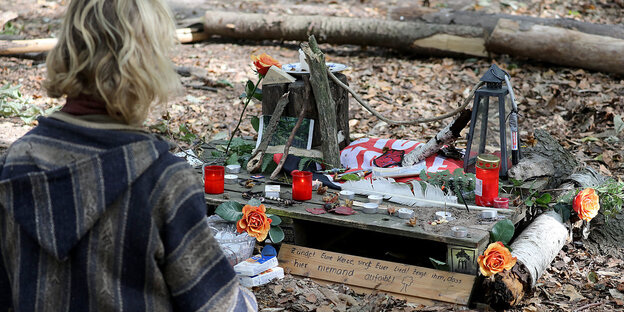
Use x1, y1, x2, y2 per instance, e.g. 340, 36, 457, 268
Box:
328, 70, 484, 125
185, 84, 219, 92
270, 106, 306, 179
225, 78, 262, 157
246, 92, 290, 173
573, 302, 603, 312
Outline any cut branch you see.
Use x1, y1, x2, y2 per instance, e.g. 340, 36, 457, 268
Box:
270, 107, 307, 180
402, 108, 472, 166
246, 92, 289, 173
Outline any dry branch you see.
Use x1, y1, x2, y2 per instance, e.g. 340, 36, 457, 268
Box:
247, 92, 290, 173
270, 107, 307, 180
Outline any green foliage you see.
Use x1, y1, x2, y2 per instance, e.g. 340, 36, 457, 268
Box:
596, 179, 624, 222
215, 201, 243, 222
268, 226, 285, 244
420, 169, 476, 203
525, 189, 552, 209
242, 80, 262, 101
213, 138, 255, 166
261, 153, 277, 174
554, 202, 572, 222
267, 214, 282, 226
251, 116, 260, 132
490, 219, 515, 246
226, 153, 239, 166
339, 173, 360, 181
0, 84, 58, 124
177, 124, 198, 144
429, 258, 449, 271
1, 21, 20, 35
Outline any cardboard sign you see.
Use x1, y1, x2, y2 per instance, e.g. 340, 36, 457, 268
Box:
278, 244, 475, 305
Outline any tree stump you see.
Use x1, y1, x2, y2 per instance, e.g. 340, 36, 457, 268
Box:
262, 73, 350, 151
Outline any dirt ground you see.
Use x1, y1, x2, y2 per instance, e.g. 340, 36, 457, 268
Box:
1, 0, 623, 311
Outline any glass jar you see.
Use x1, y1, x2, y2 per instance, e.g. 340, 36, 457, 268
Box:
475, 154, 500, 207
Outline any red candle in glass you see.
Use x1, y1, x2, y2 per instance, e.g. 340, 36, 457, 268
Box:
204, 165, 225, 194
475, 154, 500, 207
291, 170, 312, 201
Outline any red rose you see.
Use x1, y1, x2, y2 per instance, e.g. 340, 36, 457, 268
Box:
573, 188, 600, 221
236, 204, 272, 241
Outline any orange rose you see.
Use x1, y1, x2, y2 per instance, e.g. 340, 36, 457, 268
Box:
251, 53, 281, 76
236, 204, 272, 241
573, 188, 600, 222
478, 242, 517, 277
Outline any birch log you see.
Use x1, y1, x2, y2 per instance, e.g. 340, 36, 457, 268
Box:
402, 108, 471, 166
482, 210, 568, 309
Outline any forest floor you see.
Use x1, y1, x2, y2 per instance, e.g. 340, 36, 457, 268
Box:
1, 0, 623, 311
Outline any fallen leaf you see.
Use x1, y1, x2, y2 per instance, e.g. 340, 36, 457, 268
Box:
306, 207, 327, 215
610, 288, 624, 301
331, 206, 356, 215
561, 284, 585, 301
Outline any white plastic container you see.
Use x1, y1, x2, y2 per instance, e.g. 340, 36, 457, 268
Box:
362, 202, 378, 214
226, 164, 241, 173
368, 195, 383, 204
239, 267, 285, 287
234, 255, 279, 276
265, 185, 280, 198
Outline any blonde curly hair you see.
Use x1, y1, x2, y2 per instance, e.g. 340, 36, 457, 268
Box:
45, 0, 180, 125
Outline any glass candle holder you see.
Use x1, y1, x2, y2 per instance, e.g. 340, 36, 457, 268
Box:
204, 165, 225, 194
291, 170, 312, 201
475, 154, 500, 207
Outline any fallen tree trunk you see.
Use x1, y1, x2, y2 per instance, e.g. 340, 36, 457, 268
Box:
486, 19, 624, 75
0, 28, 209, 55
388, 6, 624, 40
204, 11, 487, 57
482, 211, 568, 309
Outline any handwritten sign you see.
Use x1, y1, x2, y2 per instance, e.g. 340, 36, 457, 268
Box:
278, 244, 475, 305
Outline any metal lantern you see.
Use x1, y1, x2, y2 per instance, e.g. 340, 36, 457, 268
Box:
464, 64, 520, 178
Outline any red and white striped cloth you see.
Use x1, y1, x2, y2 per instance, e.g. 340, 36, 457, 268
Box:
340, 138, 463, 175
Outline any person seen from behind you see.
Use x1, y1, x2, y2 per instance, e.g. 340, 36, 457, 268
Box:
0, 0, 257, 310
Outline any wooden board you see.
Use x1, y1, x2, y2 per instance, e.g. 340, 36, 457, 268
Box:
279, 244, 475, 305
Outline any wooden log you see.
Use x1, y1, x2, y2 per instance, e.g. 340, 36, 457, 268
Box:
486, 19, 624, 75
203, 11, 487, 57
0, 28, 208, 55
388, 6, 624, 40
482, 211, 568, 309
301, 36, 341, 168
262, 74, 350, 150
402, 108, 471, 167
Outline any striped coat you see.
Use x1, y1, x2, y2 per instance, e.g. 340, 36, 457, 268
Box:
0, 113, 256, 311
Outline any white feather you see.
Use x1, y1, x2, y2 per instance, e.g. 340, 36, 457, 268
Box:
341, 178, 455, 208
341, 178, 510, 213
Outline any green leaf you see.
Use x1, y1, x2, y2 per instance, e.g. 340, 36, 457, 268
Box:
261, 154, 277, 173
587, 271, 598, 283
554, 202, 572, 222
490, 219, 515, 245
226, 153, 240, 165
268, 226, 285, 244
267, 214, 282, 226
244, 80, 255, 100
340, 173, 360, 181
215, 201, 243, 222
536, 193, 552, 205
525, 199, 534, 207
251, 116, 260, 132
247, 198, 262, 207
252, 88, 263, 101
429, 258, 449, 271
216, 79, 234, 88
